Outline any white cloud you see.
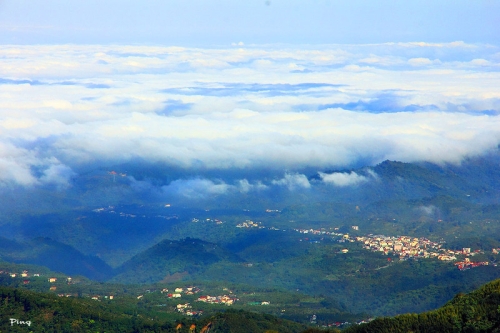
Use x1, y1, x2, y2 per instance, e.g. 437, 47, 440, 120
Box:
272, 173, 311, 190
1, 43, 500, 187
39, 163, 75, 189
0, 142, 39, 186
160, 177, 268, 198
319, 171, 368, 187
237, 179, 268, 193
164, 178, 234, 199
408, 57, 439, 66
469, 58, 492, 67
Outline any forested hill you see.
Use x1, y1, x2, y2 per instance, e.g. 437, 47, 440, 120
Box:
343, 278, 500, 333
5, 279, 500, 332
0, 236, 113, 281
112, 237, 243, 284
0, 285, 307, 332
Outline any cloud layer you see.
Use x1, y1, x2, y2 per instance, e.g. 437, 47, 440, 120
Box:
1, 42, 500, 190
319, 171, 369, 187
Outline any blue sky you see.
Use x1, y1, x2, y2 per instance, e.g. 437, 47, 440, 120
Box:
0, 0, 499, 45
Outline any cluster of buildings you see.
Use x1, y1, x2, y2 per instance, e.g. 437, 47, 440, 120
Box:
4, 269, 82, 291
3, 270, 41, 279
322, 319, 374, 329
196, 294, 239, 305
121, 286, 203, 302
353, 234, 443, 259
352, 234, 487, 265
90, 294, 114, 301
3, 269, 43, 285
160, 286, 201, 298
92, 206, 146, 219
454, 258, 489, 270
236, 220, 264, 228
293, 227, 344, 237
175, 303, 203, 316
191, 218, 223, 224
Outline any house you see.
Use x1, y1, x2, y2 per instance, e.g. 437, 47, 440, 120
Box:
50, 286, 57, 291
176, 303, 190, 310
48, 277, 57, 283
341, 249, 349, 253
10, 273, 16, 278
21, 273, 28, 278
174, 288, 183, 293
23, 280, 30, 285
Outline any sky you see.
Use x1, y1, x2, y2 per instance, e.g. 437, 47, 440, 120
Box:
0, 1, 500, 200
0, 0, 499, 45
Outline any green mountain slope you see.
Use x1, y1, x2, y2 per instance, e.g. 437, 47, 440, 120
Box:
112, 238, 243, 284
344, 278, 500, 333
0, 285, 308, 333
0, 285, 176, 332
0, 237, 113, 281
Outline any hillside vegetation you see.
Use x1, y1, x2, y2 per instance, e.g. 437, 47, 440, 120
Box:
0, 285, 307, 332
344, 278, 500, 333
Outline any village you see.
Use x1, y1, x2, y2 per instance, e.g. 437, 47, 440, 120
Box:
236, 220, 265, 228
296, 226, 492, 270
350, 232, 491, 268
1, 268, 251, 317
232, 220, 494, 271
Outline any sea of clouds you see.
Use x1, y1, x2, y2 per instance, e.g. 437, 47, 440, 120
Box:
1, 42, 500, 197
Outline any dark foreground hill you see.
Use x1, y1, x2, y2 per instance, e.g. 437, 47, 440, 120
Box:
0, 286, 307, 332
5, 279, 500, 332
342, 278, 500, 333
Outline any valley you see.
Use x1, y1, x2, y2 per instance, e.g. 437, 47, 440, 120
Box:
2, 158, 500, 330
